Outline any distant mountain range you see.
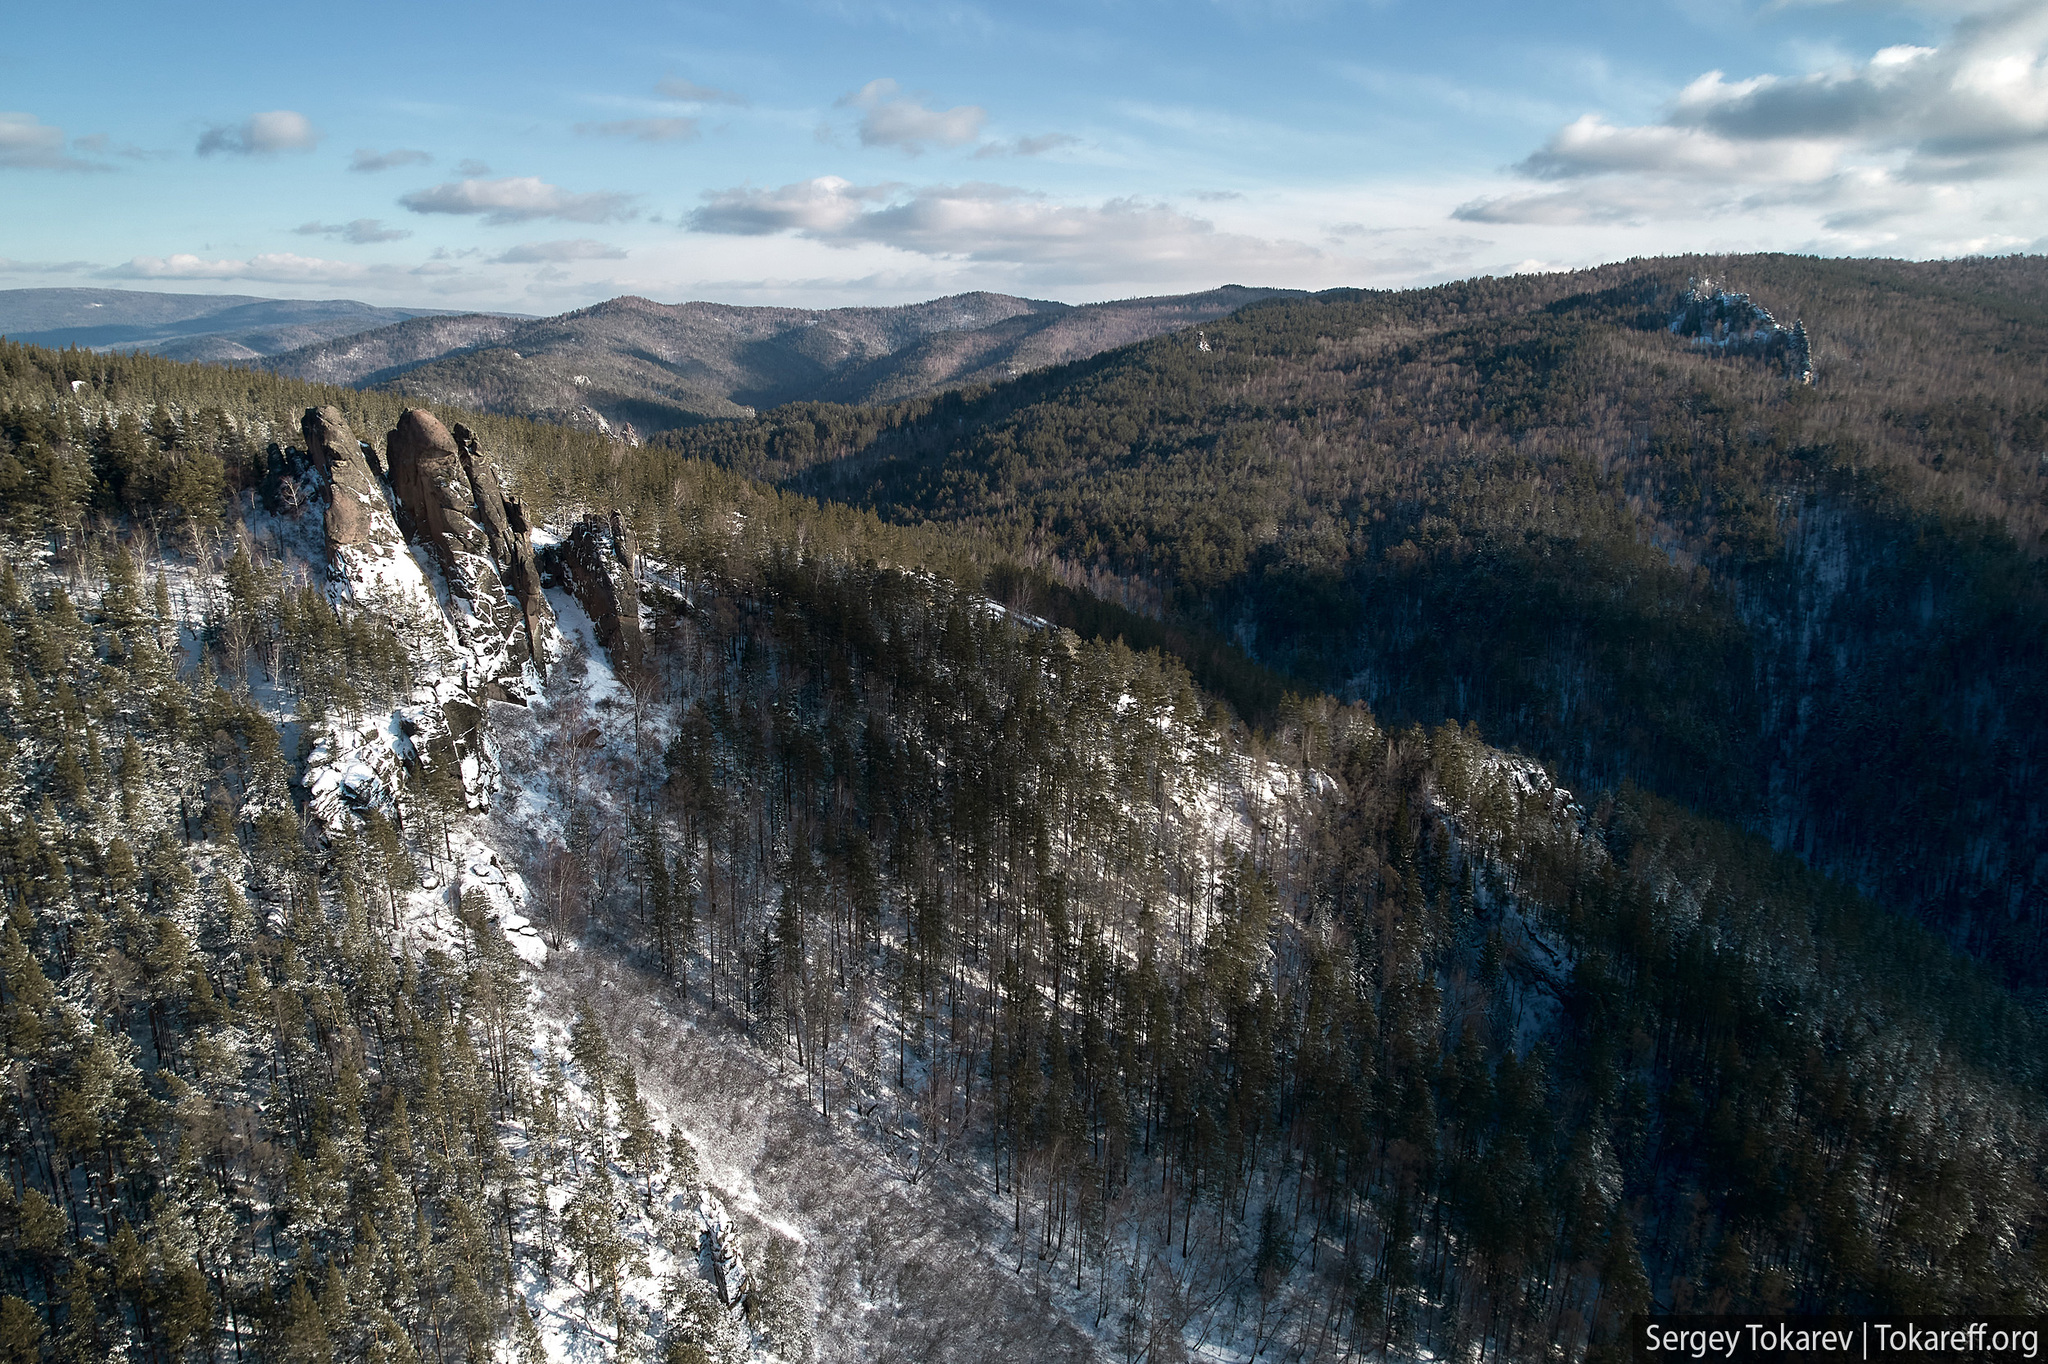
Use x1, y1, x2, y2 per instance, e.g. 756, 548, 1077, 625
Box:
0, 287, 493, 364
256, 285, 1305, 436
2, 284, 1304, 438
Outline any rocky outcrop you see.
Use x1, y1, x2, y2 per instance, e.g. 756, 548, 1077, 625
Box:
385, 408, 468, 549
541, 510, 643, 675
385, 408, 557, 700
1670, 280, 1813, 384
301, 406, 402, 561
298, 404, 560, 826
452, 423, 552, 665
301, 406, 447, 634
696, 1191, 750, 1310
303, 677, 502, 826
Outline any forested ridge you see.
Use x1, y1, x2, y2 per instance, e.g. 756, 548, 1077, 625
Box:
0, 343, 818, 1362
0, 304, 2043, 1364
657, 253, 2048, 987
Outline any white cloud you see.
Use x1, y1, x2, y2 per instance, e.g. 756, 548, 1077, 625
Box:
1453, 187, 1661, 226
973, 133, 1081, 159
656, 76, 746, 105
490, 239, 628, 263
351, 146, 432, 172
295, 218, 413, 243
574, 118, 700, 142
197, 110, 321, 156
840, 79, 987, 153
1662, 22, 2048, 171
0, 113, 104, 171
104, 252, 381, 283
1516, 114, 1840, 182
1467, 2, 2048, 231
399, 176, 635, 225
688, 176, 1323, 282
689, 177, 901, 235
71, 133, 164, 161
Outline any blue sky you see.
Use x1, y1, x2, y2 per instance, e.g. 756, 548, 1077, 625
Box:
2, 0, 2041, 311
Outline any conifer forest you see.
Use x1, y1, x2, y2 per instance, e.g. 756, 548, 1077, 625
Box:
0, 253, 2045, 1363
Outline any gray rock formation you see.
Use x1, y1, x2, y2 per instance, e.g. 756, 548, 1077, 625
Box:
385, 408, 551, 698
385, 409, 490, 579
451, 422, 552, 666
300, 405, 400, 562
1670, 279, 1814, 384
541, 510, 643, 675
298, 404, 561, 824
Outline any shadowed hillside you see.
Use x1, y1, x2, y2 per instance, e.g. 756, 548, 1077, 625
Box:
662, 253, 2048, 982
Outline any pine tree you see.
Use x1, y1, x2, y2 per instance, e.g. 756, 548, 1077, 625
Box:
514, 1297, 547, 1364
639, 817, 677, 980
0, 1297, 41, 1364
618, 1071, 662, 1207
666, 1130, 701, 1195
280, 1271, 334, 1364
569, 1002, 614, 1115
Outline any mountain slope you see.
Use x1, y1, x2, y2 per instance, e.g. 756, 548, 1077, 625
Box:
259, 285, 1302, 435
241, 311, 527, 386
2, 339, 2046, 1364
662, 253, 2048, 983
0, 286, 483, 363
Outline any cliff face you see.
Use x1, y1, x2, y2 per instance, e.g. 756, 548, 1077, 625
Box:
384, 407, 559, 701
452, 422, 553, 667
301, 405, 408, 570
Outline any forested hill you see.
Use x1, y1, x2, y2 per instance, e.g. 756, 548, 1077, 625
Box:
257, 285, 1305, 438
3, 335, 2048, 1362
659, 253, 2048, 986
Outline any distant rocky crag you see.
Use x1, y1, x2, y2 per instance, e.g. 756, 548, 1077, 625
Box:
1670, 278, 1814, 383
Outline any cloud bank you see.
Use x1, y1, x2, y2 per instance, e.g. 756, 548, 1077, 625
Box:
1, 113, 106, 171
351, 147, 432, 172
105, 252, 382, 283
1456, 3, 2048, 239
295, 218, 412, 243
974, 133, 1081, 159
689, 176, 1320, 282
490, 239, 627, 263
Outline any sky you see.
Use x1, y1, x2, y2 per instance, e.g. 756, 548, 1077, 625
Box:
1, 0, 2043, 314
